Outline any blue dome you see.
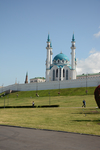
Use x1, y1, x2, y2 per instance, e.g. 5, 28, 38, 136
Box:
53, 53, 69, 61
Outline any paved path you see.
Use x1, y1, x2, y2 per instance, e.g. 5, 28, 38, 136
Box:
0, 125, 100, 150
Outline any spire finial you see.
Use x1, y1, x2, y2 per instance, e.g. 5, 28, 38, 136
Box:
50, 41, 52, 47
47, 33, 50, 42
72, 32, 75, 42
25, 72, 28, 84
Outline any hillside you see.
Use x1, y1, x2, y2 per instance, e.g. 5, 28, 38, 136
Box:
0, 87, 96, 98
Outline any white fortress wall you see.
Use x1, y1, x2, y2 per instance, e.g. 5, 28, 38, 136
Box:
0, 77, 100, 94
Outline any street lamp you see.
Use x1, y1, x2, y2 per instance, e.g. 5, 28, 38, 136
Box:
48, 91, 50, 105
86, 73, 88, 94
2, 84, 3, 94
58, 68, 60, 95
4, 93, 5, 108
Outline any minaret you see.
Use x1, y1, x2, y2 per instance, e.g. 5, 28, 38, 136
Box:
50, 41, 53, 65
71, 33, 76, 79
25, 72, 28, 83
46, 34, 52, 82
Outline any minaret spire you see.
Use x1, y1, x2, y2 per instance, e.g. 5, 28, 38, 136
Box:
72, 32, 75, 41
46, 33, 53, 82
71, 33, 76, 79
25, 72, 28, 83
47, 33, 50, 42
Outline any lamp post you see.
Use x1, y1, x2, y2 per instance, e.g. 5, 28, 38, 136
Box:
3, 85, 5, 109
49, 91, 50, 105
2, 84, 5, 108
7, 95, 9, 106
58, 68, 60, 95
59, 78, 60, 93
36, 80, 38, 96
86, 74, 88, 94
2, 84, 3, 94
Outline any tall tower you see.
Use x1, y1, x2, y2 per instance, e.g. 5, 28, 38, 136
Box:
71, 33, 76, 79
46, 34, 53, 82
25, 72, 28, 83
50, 41, 53, 65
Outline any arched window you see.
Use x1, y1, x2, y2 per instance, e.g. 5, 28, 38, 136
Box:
63, 69, 65, 77
62, 59, 64, 63
53, 70, 55, 81
58, 59, 60, 63
56, 69, 58, 77
66, 70, 68, 80
59, 68, 61, 81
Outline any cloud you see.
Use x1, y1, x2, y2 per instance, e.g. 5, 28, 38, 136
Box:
76, 51, 100, 75
94, 31, 100, 38
89, 48, 96, 54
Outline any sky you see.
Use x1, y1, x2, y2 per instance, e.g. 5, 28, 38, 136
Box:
0, 0, 100, 86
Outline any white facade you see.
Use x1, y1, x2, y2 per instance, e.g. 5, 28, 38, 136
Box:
46, 33, 77, 82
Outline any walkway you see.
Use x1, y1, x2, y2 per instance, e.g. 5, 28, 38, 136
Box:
0, 125, 100, 150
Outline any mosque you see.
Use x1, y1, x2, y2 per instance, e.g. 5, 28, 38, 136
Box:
46, 33, 77, 82
0, 33, 100, 94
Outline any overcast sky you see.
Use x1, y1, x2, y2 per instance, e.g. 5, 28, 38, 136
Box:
0, 0, 100, 86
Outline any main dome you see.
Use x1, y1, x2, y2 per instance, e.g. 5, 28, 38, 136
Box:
53, 53, 69, 61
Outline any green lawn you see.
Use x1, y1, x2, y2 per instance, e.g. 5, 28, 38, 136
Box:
0, 107, 100, 135
0, 86, 96, 98
0, 95, 97, 107
0, 94, 100, 136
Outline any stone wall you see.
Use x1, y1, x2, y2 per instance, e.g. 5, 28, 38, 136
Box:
0, 77, 100, 93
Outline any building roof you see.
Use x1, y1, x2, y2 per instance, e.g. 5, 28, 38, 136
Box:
30, 77, 46, 80
77, 72, 100, 77
53, 52, 69, 61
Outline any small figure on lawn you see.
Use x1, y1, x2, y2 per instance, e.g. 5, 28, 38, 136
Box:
32, 101, 34, 108
82, 99, 86, 107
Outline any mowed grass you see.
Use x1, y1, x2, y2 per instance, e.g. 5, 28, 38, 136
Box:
0, 95, 97, 107
0, 94, 100, 135
0, 87, 96, 98
0, 107, 100, 135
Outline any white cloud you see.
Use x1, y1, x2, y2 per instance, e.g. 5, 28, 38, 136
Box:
76, 51, 100, 75
89, 48, 96, 54
94, 31, 100, 38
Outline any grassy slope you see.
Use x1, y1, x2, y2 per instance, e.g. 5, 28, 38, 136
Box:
0, 86, 96, 98
0, 86, 100, 136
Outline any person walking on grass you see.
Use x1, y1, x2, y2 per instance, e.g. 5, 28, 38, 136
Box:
82, 99, 86, 107
32, 101, 34, 108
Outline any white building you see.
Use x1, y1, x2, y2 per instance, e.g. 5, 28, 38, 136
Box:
46, 33, 77, 82
30, 77, 45, 83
